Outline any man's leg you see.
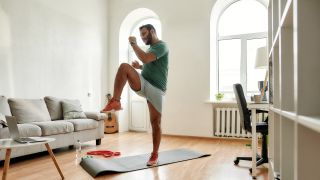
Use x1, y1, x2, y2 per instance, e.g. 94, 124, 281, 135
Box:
147, 101, 161, 166
103, 63, 141, 111
113, 63, 141, 98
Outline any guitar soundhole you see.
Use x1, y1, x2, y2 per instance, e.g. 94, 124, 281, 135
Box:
108, 113, 112, 121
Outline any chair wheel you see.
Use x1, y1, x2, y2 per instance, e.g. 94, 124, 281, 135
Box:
234, 159, 239, 165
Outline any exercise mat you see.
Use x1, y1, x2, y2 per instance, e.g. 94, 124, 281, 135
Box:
80, 148, 210, 177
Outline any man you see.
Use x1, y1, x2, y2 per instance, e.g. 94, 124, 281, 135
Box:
103, 24, 169, 166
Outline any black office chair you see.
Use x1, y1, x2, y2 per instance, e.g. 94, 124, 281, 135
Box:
233, 83, 268, 173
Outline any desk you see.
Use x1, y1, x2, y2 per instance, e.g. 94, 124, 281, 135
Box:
0, 138, 64, 180
247, 102, 269, 178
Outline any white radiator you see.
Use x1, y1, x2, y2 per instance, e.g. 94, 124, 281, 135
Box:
214, 108, 266, 138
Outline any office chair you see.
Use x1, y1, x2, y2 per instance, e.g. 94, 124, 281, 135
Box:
233, 83, 268, 173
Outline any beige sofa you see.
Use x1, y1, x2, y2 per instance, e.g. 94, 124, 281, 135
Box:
0, 96, 106, 160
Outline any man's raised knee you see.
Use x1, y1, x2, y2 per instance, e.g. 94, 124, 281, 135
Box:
119, 63, 130, 69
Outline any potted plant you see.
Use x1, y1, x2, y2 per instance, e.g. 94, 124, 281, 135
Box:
215, 92, 224, 101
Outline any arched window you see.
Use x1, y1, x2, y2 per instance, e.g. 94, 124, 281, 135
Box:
211, 0, 268, 100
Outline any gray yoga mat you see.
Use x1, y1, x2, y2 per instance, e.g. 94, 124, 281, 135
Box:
80, 148, 210, 177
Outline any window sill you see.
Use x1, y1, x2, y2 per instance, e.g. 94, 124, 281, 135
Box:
205, 100, 237, 104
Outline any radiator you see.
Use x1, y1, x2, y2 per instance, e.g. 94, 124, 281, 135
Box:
214, 108, 266, 138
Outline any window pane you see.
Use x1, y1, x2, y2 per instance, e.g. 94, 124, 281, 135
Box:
218, 0, 267, 36
219, 39, 241, 92
247, 38, 267, 93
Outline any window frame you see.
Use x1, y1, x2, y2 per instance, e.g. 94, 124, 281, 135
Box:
217, 32, 267, 95
210, 0, 269, 101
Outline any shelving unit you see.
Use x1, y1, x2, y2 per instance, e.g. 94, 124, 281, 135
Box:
268, 0, 320, 179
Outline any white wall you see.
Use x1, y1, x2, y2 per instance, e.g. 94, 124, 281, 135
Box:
0, 0, 108, 111
108, 0, 216, 137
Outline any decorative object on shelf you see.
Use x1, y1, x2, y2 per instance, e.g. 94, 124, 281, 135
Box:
253, 94, 262, 103
255, 46, 268, 101
215, 92, 224, 101
258, 80, 268, 101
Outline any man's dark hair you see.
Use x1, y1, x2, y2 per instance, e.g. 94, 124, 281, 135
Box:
139, 24, 156, 33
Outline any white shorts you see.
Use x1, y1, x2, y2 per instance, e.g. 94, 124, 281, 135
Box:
135, 74, 165, 114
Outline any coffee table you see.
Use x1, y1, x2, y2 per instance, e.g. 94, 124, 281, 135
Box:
0, 137, 64, 180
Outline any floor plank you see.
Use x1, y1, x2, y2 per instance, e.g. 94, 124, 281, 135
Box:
0, 132, 268, 180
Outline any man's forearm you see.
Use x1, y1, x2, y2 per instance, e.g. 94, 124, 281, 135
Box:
131, 44, 148, 63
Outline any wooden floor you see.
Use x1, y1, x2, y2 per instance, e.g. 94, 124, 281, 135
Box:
0, 132, 268, 180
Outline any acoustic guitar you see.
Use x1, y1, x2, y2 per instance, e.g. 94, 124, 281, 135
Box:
103, 93, 119, 134
104, 112, 118, 134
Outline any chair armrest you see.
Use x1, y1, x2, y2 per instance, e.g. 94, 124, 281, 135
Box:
0, 115, 13, 128
249, 109, 268, 115
84, 112, 107, 121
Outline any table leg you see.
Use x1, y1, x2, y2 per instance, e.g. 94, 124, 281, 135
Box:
45, 143, 64, 179
252, 109, 257, 178
2, 148, 11, 180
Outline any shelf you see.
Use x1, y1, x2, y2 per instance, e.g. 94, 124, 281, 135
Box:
297, 115, 320, 134
297, 123, 320, 180
269, 106, 282, 115
279, 0, 293, 28
272, 0, 279, 41
270, 27, 280, 55
280, 0, 288, 18
296, 0, 320, 116
268, 3, 272, 51
280, 23, 294, 111
269, 107, 297, 122
269, 0, 320, 179
280, 116, 295, 180
281, 110, 296, 121
269, 159, 281, 179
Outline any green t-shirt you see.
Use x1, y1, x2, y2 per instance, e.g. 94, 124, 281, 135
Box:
142, 41, 169, 92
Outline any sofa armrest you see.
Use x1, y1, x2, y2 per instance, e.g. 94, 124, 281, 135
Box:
84, 112, 107, 121
0, 115, 13, 128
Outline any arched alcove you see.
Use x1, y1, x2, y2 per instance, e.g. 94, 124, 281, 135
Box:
117, 8, 160, 132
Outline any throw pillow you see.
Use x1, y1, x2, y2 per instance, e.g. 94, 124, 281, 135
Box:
44, 96, 63, 120
0, 112, 8, 127
8, 98, 51, 123
0, 95, 12, 116
62, 99, 86, 119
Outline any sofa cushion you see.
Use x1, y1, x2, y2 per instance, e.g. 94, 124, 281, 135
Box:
62, 99, 86, 119
31, 121, 74, 136
8, 99, 51, 124
65, 119, 99, 131
44, 96, 63, 120
0, 96, 12, 116
0, 113, 7, 127
0, 123, 42, 139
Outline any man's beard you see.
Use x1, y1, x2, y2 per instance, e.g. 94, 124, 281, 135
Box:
145, 33, 152, 45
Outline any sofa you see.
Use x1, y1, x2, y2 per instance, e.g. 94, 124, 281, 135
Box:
0, 95, 106, 160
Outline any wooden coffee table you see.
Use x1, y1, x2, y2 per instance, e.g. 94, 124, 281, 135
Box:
0, 138, 64, 180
